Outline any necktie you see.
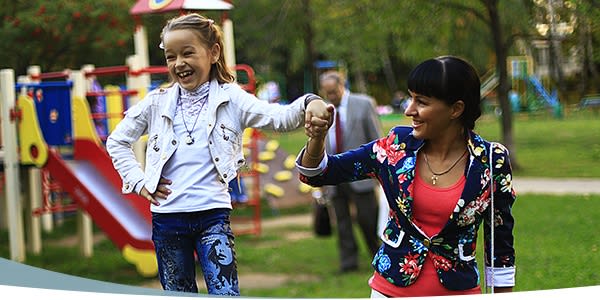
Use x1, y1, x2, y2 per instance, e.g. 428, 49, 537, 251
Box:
335, 110, 343, 153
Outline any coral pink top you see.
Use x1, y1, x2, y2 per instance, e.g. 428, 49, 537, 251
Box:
369, 167, 481, 297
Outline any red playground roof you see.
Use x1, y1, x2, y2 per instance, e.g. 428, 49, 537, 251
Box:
130, 0, 233, 15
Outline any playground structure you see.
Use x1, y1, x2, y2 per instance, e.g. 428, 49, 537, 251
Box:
0, 0, 277, 278
482, 56, 563, 117
507, 56, 562, 117
0, 62, 269, 278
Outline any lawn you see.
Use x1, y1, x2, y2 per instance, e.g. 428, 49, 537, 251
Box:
234, 194, 600, 297
1, 194, 599, 297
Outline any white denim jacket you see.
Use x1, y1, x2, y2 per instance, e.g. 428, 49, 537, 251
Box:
106, 79, 308, 195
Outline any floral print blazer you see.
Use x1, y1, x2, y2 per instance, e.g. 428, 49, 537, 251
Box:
299, 126, 516, 290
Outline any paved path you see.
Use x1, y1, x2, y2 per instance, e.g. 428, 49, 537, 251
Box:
513, 177, 600, 195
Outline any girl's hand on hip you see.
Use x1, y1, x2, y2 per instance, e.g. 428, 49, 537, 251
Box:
139, 177, 172, 206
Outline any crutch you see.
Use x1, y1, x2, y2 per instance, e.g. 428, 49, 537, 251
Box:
486, 142, 495, 294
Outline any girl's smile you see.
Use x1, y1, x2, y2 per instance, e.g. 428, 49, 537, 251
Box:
162, 29, 219, 91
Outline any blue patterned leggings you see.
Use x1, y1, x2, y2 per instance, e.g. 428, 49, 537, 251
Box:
151, 209, 239, 296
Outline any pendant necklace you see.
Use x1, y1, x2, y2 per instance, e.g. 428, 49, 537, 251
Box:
423, 149, 468, 185
178, 97, 207, 145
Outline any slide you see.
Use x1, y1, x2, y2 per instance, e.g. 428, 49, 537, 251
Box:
16, 82, 157, 276
480, 71, 498, 99
527, 76, 563, 118
528, 76, 559, 108
44, 139, 157, 276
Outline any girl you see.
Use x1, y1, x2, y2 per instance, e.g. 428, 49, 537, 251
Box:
297, 56, 516, 297
106, 13, 329, 296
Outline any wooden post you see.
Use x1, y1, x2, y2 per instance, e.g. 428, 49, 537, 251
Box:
14, 73, 43, 254
77, 211, 93, 257
126, 55, 147, 167
1, 69, 26, 262
222, 18, 237, 72
26, 168, 42, 254
26, 65, 54, 233
71, 69, 94, 257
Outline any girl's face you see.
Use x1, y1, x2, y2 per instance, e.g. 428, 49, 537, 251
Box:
404, 91, 463, 140
162, 29, 220, 91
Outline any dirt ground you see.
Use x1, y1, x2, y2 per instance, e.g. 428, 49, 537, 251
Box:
252, 136, 314, 210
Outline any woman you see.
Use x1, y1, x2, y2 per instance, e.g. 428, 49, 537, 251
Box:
297, 56, 516, 297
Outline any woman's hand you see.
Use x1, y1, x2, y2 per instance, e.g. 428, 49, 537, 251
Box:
305, 101, 334, 139
139, 177, 172, 206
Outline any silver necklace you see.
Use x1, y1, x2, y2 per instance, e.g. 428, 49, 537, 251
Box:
178, 98, 207, 145
423, 149, 468, 185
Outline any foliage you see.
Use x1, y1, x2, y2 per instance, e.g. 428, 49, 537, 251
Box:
2, 1, 599, 98
0, 0, 135, 74
231, 0, 309, 99
230, 0, 538, 105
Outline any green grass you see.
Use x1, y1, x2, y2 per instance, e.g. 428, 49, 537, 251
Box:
267, 110, 600, 178
0, 216, 147, 286
510, 194, 600, 290
2, 194, 600, 297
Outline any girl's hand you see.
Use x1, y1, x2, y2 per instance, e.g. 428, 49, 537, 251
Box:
305, 101, 334, 139
139, 177, 172, 206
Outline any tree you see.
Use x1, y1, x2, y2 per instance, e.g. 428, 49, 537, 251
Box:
574, 0, 600, 94
432, 0, 532, 169
0, 1, 135, 75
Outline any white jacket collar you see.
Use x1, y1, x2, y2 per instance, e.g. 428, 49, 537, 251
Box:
160, 79, 231, 120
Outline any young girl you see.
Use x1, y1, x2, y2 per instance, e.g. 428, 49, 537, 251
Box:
106, 13, 329, 296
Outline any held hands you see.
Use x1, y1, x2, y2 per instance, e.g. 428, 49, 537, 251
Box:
139, 177, 172, 206
305, 100, 334, 140
302, 99, 332, 167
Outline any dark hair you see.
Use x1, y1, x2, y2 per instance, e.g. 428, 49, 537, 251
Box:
160, 13, 235, 84
407, 56, 481, 130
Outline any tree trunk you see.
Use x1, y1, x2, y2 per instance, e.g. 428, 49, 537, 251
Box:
302, 0, 317, 93
585, 20, 600, 86
578, 17, 588, 98
351, 48, 368, 94
380, 40, 398, 94
548, 38, 566, 95
484, 0, 520, 170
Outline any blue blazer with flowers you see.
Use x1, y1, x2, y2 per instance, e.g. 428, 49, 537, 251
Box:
300, 126, 516, 290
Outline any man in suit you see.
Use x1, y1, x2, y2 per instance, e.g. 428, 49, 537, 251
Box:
318, 70, 383, 273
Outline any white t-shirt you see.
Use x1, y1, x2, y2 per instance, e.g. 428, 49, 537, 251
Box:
151, 84, 231, 213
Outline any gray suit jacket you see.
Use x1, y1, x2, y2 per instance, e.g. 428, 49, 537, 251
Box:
326, 91, 383, 194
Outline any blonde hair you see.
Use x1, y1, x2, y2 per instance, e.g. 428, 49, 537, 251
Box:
160, 13, 235, 84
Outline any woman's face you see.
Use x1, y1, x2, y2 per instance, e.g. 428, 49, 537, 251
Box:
404, 91, 462, 140
214, 237, 233, 265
